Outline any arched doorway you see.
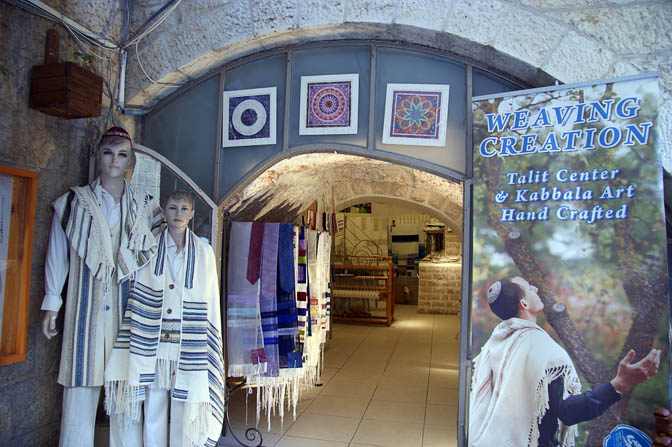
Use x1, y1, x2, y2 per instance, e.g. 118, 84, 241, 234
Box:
218, 152, 464, 446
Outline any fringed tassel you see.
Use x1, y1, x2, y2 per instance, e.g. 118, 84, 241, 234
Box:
103, 380, 143, 427
183, 402, 211, 447
228, 362, 267, 378
155, 358, 178, 390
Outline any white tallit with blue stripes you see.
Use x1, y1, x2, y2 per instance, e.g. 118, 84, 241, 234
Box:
55, 179, 159, 387
104, 228, 225, 447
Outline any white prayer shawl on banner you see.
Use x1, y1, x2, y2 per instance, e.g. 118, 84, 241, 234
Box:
55, 179, 158, 387
469, 318, 581, 447
104, 228, 225, 447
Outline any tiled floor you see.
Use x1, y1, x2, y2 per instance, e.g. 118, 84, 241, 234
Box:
220, 305, 460, 447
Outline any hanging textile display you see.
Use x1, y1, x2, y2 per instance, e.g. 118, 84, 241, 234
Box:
303, 229, 322, 378
277, 223, 301, 369
227, 222, 267, 377
318, 232, 332, 335
227, 223, 332, 431
295, 226, 308, 344
260, 224, 280, 378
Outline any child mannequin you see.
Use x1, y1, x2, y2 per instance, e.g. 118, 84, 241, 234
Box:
105, 190, 225, 447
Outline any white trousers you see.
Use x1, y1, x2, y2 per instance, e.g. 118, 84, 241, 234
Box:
144, 387, 184, 447
59, 386, 142, 447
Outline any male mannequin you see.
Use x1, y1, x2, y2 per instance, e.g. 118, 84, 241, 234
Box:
104, 190, 225, 447
41, 127, 159, 447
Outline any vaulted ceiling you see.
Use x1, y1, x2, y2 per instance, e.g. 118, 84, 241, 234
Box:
221, 153, 464, 232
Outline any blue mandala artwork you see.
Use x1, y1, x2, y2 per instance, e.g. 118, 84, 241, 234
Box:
223, 87, 276, 147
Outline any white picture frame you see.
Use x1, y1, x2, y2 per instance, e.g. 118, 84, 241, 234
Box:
299, 74, 359, 135
382, 83, 450, 147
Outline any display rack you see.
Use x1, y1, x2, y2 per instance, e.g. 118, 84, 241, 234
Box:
331, 255, 394, 325
222, 379, 263, 447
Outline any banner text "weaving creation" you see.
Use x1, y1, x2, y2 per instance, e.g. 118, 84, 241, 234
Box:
478, 97, 653, 157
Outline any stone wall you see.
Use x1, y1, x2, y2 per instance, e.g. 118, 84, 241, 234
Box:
127, 1, 672, 173
418, 262, 462, 314
444, 230, 462, 258
0, 3, 134, 445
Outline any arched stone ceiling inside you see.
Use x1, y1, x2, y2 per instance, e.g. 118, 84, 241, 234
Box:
221, 153, 464, 232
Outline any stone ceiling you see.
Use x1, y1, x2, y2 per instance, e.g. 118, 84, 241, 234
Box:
221, 153, 464, 232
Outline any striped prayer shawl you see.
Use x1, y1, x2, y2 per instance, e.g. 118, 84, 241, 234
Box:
105, 229, 225, 447
260, 224, 280, 377
277, 223, 301, 369
295, 226, 308, 343
55, 180, 158, 387
227, 222, 267, 377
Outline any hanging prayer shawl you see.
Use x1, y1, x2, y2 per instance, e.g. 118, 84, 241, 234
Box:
277, 223, 301, 369
260, 224, 280, 377
317, 232, 332, 335
469, 318, 581, 447
295, 226, 308, 344
227, 222, 267, 376
56, 179, 158, 387
105, 229, 225, 447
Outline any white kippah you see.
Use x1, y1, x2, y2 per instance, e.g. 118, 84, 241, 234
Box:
487, 281, 502, 303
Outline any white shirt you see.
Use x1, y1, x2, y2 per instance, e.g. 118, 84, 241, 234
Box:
165, 231, 186, 281
41, 185, 122, 312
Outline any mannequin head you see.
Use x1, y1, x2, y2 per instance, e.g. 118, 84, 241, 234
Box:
162, 190, 195, 234
96, 127, 135, 179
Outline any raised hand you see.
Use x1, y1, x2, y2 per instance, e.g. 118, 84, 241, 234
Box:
610, 348, 661, 394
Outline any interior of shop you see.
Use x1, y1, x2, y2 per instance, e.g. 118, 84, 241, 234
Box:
218, 185, 463, 447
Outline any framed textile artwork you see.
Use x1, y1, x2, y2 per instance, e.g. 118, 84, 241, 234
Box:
222, 87, 277, 147
299, 74, 359, 135
382, 83, 450, 147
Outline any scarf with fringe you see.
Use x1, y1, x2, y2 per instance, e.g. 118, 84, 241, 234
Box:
469, 318, 581, 447
227, 222, 267, 377
55, 179, 158, 387
104, 228, 225, 447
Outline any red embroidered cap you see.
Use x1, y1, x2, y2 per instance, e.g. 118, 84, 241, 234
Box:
102, 126, 131, 141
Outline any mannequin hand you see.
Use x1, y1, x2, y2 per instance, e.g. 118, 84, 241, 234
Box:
41, 310, 58, 339
611, 348, 661, 394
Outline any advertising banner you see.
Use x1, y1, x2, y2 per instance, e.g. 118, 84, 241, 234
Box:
470, 74, 668, 446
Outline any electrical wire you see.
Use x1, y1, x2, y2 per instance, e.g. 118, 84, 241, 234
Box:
12, 0, 186, 91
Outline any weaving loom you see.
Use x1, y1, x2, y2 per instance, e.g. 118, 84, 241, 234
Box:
331, 255, 394, 325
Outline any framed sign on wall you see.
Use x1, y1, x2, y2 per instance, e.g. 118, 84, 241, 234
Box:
0, 166, 38, 367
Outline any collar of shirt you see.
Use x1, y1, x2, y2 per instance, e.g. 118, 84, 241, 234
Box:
93, 182, 122, 229
166, 231, 186, 281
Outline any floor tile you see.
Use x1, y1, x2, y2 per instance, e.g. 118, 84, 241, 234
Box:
320, 377, 378, 398
426, 384, 459, 405
363, 400, 426, 424
353, 418, 424, 446
305, 394, 371, 418
423, 424, 457, 447
425, 404, 458, 427
285, 413, 359, 442
274, 435, 348, 447
373, 382, 428, 403
428, 367, 459, 388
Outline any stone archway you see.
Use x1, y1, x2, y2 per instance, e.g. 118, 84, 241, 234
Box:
219, 152, 463, 228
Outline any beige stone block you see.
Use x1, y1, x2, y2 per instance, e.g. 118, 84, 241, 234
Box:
299, 0, 345, 26
554, 4, 672, 54
493, 7, 564, 68
394, 0, 451, 30
444, 0, 505, 46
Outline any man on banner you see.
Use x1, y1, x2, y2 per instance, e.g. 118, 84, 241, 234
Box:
469, 276, 661, 447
